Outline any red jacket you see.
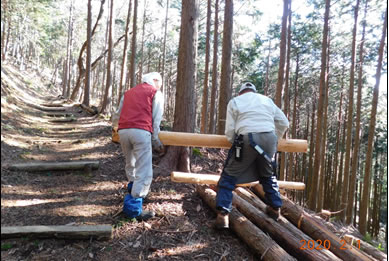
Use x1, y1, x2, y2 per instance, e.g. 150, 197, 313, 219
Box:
118, 83, 157, 133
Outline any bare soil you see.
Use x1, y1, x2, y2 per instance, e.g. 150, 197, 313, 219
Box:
1, 64, 257, 260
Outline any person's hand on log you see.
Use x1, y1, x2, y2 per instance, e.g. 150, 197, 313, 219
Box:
152, 137, 165, 154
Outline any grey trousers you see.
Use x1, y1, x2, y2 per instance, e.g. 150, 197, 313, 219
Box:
118, 128, 153, 198
224, 131, 278, 184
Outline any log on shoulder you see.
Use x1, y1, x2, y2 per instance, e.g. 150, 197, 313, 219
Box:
8, 161, 100, 172
252, 185, 375, 261
1, 225, 112, 240
159, 131, 308, 153
171, 172, 305, 190
196, 185, 296, 261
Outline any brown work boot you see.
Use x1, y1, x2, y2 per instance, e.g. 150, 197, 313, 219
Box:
266, 206, 280, 221
214, 212, 229, 229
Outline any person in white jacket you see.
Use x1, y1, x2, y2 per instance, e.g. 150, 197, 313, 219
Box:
214, 82, 289, 229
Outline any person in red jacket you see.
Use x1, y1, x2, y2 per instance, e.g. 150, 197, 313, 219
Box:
116, 72, 164, 221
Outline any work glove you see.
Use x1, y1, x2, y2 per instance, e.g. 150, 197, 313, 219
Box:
152, 137, 164, 154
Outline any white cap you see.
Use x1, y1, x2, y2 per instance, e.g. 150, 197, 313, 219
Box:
142, 72, 162, 88
239, 82, 256, 93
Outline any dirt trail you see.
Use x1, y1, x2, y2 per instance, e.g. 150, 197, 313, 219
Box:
1, 64, 255, 261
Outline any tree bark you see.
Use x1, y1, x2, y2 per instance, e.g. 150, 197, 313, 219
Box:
161, 0, 169, 94
234, 187, 340, 260
8, 161, 100, 171
117, 0, 132, 105
1, 225, 111, 240
70, 0, 106, 101
275, 0, 289, 107
158, 0, 199, 173
196, 186, 296, 261
341, 0, 360, 222
208, 0, 219, 134
346, 0, 367, 225
317, 33, 331, 212
253, 185, 375, 261
200, 0, 212, 134
83, 0, 92, 106
217, 0, 233, 134
308, 0, 330, 211
129, 0, 138, 88
359, 7, 387, 236
100, 0, 114, 114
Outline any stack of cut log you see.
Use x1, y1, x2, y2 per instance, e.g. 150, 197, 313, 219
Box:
163, 131, 385, 260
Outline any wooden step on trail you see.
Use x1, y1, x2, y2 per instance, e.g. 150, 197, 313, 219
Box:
8, 160, 100, 172
44, 112, 74, 117
1, 225, 112, 240
49, 117, 76, 123
171, 171, 305, 190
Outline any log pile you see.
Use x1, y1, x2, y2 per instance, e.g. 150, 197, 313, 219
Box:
162, 131, 385, 260
194, 182, 380, 260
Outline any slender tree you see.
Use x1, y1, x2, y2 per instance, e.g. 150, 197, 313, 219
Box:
117, 0, 132, 104
70, 0, 106, 101
208, 0, 219, 134
83, 0, 92, 106
308, 0, 330, 211
341, 0, 360, 221
129, 0, 138, 88
100, 0, 114, 113
200, 0, 212, 134
161, 0, 169, 94
346, 0, 368, 224
217, 0, 233, 135
275, 0, 289, 107
359, 7, 387, 236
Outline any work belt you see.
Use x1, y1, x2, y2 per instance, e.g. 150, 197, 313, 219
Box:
248, 133, 277, 172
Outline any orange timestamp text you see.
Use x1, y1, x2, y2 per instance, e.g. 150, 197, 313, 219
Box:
299, 239, 361, 250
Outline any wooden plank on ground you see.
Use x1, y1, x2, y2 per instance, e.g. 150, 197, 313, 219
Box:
44, 112, 73, 117
49, 118, 76, 123
1, 225, 112, 240
171, 172, 305, 190
8, 160, 100, 172
158, 131, 308, 153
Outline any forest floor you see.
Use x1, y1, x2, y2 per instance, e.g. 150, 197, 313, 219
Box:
1, 62, 387, 261
1, 63, 257, 261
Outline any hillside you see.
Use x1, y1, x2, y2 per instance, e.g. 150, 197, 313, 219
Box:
1, 63, 387, 260
1, 63, 255, 260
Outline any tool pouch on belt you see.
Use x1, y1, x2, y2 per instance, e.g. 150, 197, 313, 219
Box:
234, 134, 244, 161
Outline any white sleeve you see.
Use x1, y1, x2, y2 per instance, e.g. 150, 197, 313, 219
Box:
274, 106, 289, 139
225, 100, 236, 144
113, 96, 124, 129
152, 91, 164, 140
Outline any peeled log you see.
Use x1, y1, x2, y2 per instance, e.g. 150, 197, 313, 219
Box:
171, 172, 305, 190
234, 187, 340, 261
159, 131, 307, 153
196, 185, 296, 261
252, 185, 375, 261
8, 161, 100, 172
1, 225, 112, 240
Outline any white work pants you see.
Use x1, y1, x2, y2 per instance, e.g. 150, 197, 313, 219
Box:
118, 128, 153, 198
